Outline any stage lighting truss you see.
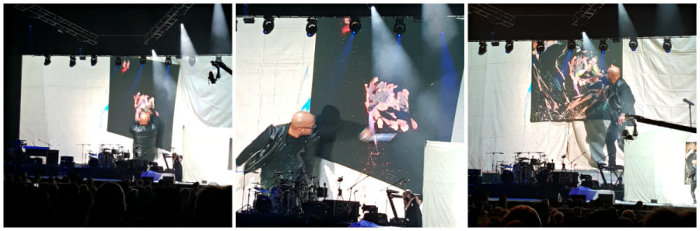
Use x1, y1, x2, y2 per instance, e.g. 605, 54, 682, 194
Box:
536, 40, 544, 54
306, 17, 317, 37
599, 39, 608, 54
90, 55, 97, 66
144, 4, 193, 45
69, 55, 76, 67
14, 4, 99, 45
567, 40, 576, 51
505, 40, 513, 54
349, 16, 361, 35
629, 37, 638, 51
44, 55, 51, 66
263, 15, 274, 34
393, 16, 406, 38
468, 4, 514, 28
572, 4, 604, 27
478, 41, 487, 55
663, 38, 672, 53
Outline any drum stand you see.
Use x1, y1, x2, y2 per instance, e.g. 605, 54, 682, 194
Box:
237, 171, 255, 213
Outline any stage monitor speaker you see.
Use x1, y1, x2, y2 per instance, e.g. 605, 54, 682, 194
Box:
468, 169, 482, 185
553, 171, 579, 187
47, 150, 59, 165
571, 194, 587, 203
597, 193, 614, 205
160, 176, 174, 185
323, 200, 360, 223
482, 173, 500, 184
60, 156, 74, 163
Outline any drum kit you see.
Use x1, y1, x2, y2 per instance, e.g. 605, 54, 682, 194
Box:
247, 171, 329, 216
497, 152, 555, 185
87, 144, 131, 168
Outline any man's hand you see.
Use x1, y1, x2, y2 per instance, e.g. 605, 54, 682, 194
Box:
617, 113, 626, 125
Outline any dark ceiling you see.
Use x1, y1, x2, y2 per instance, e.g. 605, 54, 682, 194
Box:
236, 4, 464, 17
468, 4, 696, 41
4, 4, 233, 56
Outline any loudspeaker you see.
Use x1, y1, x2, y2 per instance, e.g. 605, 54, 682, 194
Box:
571, 194, 587, 202
47, 150, 59, 165
323, 200, 360, 222
60, 156, 74, 163
553, 171, 579, 187
597, 193, 614, 205
160, 176, 174, 185
482, 173, 500, 184
468, 169, 482, 185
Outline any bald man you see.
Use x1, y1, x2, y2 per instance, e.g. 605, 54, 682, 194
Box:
236, 111, 319, 190
603, 64, 635, 168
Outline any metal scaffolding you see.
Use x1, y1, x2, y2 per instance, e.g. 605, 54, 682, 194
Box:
468, 4, 515, 28
143, 4, 193, 45
14, 4, 99, 45
572, 4, 605, 27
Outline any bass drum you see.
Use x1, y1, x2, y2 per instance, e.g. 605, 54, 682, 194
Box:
500, 170, 515, 184
254, 194, 272, 213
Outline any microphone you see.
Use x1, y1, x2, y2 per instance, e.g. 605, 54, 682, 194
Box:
683, 98, 694, 106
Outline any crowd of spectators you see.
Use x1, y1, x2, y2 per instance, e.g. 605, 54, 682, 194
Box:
4, 172, 232, 227
468, 193, 696, 227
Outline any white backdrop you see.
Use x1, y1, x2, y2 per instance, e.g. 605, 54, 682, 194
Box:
468, 37, 697, 203
19, 55, 233, 185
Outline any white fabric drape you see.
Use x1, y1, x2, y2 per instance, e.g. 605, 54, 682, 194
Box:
423, 141, 466, 228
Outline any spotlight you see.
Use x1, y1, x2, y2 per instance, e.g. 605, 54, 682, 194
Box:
536, 41, 544, 54
393, 16, 405, 37
44, 55, 51, 66
478, 41, 487, 55
599, 39, 608, 54
165, 56, 172, 66
69, 55, 76, 67
189, 56, 196, 66
306, 17, 317, 37
629, 37, 638, 51
663, 38, 672, 53
349, 16, 361, 35
140, 55, 147, 65
90, 55, 97, 66
263, 16, 274, 34
567, 40, 576, 51
505, 40, 514, 54
115, 56, 122, 66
